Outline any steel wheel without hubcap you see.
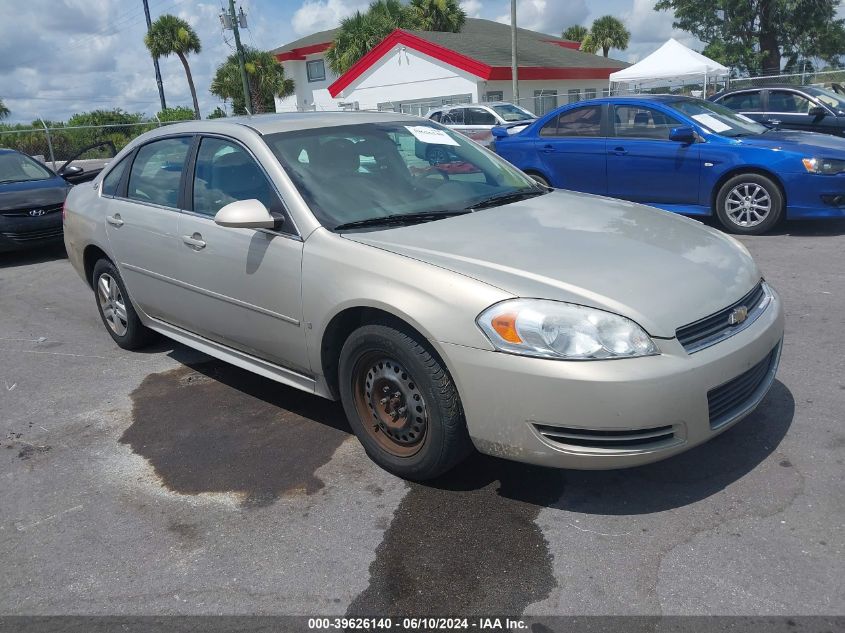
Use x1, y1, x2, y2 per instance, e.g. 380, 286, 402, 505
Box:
724, 182, 771, 228
427, 146, 450, 165
351, 353, 428, 458
97, 273, 128, 336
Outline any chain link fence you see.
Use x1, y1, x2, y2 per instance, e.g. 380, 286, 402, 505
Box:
724, 68, 845, 91
0, 119, 195, 170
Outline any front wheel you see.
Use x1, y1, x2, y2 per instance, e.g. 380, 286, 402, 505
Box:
338, 324, 472, 480
715, 173, 783, 235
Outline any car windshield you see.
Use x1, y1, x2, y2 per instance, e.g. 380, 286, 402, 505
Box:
669, 99, 769, 137
0, 152, 55, 184
810, 87, 845, 111
490, 104, 535, 122
265, 121, 543, 231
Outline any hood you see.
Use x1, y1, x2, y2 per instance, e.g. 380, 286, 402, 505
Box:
346, 191, 760, 338
736, 129, 845, 155
0, 177, 69, 212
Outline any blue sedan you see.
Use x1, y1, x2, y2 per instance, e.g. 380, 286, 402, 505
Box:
491, 94, 845, 234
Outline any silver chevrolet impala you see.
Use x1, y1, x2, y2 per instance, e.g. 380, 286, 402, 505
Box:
63, 112, 784, 480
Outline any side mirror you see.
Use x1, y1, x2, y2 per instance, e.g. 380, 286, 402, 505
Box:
59, 165, 83, 178
669, 126, 697, 143
491, 126, 509, 139
214, 199, 277, 229
808, 105, 827, 118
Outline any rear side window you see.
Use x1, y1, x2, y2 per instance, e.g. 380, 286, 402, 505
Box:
101, 156, 128, 197
540, 105, 603, 137
127, 136, 192, 208
466, 107, 497, 125
429, 111, 442, 122
441, 108, 464, 125
719, 91, 761, 111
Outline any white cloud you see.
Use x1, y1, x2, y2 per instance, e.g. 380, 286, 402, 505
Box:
621, 0, 702, 62
495, 0, 588, 36
292, 0, 368, 36
460, 0, 483, 19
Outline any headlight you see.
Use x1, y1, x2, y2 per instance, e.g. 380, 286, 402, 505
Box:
802, 157, 845, 174
477, 299, 658, 360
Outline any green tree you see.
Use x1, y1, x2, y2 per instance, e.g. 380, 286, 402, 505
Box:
211, 47, 295, 115
327, 0, 464, 75
408, 0, 466, 32
0, 98, 9, 120
655, 0, 845, 75
155, 106, 196, 122
207, 106, 227, 119
144, 14, 202, 119
562, 24, 589, 43
580, 15, 630, 57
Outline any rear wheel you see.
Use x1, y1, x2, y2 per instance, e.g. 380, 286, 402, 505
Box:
92, 259, 156, 350
715, 173, 783, 235
338, 324, 472, 480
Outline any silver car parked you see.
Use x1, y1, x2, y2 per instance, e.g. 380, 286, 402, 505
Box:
64, 112, 784, 480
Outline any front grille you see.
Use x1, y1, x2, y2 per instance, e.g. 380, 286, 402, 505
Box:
533, 423, 676, 450
677, 282, 768, 353
0, 226, 64, 243
1, 203, 63, 218
707, 345, 779, 429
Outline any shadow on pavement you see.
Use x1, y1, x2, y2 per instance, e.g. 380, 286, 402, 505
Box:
0, 243, 67, 268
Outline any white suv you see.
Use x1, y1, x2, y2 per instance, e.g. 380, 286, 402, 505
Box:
425, 102, 535, 154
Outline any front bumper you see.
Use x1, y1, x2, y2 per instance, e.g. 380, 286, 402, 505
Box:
0, 212, 64, 252
442, 287, 784, 469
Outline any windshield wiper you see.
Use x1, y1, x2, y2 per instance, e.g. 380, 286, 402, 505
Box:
333, 210, 471, 231
467, 188, 547, 211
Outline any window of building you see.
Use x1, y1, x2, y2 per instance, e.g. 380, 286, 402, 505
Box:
568, 89, 582, 104
306, 59, 326, 82
485, 91, 504, 102
534, 90, 558, 116
585, 88, 597, 100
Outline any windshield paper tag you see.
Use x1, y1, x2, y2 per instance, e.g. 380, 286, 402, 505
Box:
405, 125, 460, 146
691, 114, 732, 133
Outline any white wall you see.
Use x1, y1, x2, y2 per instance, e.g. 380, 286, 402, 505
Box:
483, 79, 610, 114
275, 53, 341, 112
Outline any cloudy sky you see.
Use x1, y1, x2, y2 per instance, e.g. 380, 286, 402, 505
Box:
0, 0, 700, 124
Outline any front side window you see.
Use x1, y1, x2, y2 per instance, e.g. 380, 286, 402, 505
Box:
719, 91, 761, 111
127, 136, 192, 208
101, 156, 129, 197
612, 105, 682, 140
306, 59, 326, 82
192, 137, 282, 218
0, 151, 54, 184
465, 107, 496, 125
441, 108, 464, 125
768, 90, 813, 113
265, 122, 541, 230
540, 105, 602, 137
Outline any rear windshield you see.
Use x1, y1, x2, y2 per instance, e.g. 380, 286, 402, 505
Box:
669, 99, 769, 137
0, 152, 54, 184
491, 103, 536, 121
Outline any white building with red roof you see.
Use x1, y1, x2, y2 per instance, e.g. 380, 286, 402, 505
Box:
271, 18, 628, 116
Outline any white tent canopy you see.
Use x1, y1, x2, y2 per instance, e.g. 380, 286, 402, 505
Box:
609, 38, 729, 88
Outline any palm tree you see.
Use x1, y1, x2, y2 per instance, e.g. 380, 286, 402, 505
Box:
580, 15, 630, 57
408, 0, 466, 32
144, 14, 202, 119
562, 25, 589, 43
0, 98, 9, 120
211, 47, 295, 115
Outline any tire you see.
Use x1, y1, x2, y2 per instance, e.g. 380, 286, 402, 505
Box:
528, 173, 551, 188
338, 324, 473, 480
715, 173, 783, 235
91, 259, 156, 350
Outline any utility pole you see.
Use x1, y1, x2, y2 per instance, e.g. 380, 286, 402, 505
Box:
221, 0, 252, 115
142, 0, 167, 112
510, 0, 519, 104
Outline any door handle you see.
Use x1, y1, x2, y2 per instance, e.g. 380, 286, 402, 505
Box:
106, 214, 123, 227
181, 233, 206, 249
610, 147, 628, 156
541, 144, 555, 153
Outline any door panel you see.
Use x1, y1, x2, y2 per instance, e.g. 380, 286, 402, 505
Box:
607, 105, 700, 205
535, 105, 607, 194
170, 135, 309, 373
105, 136, 191, 323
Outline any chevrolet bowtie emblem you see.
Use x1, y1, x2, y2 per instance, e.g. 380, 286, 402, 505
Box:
728, 306, 748, 325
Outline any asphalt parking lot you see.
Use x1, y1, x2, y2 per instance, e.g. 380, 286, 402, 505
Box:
1, 218, 843, 619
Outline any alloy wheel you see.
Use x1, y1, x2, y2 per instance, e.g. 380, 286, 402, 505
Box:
97, 273, 128, 336
725, 182, 772, 228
